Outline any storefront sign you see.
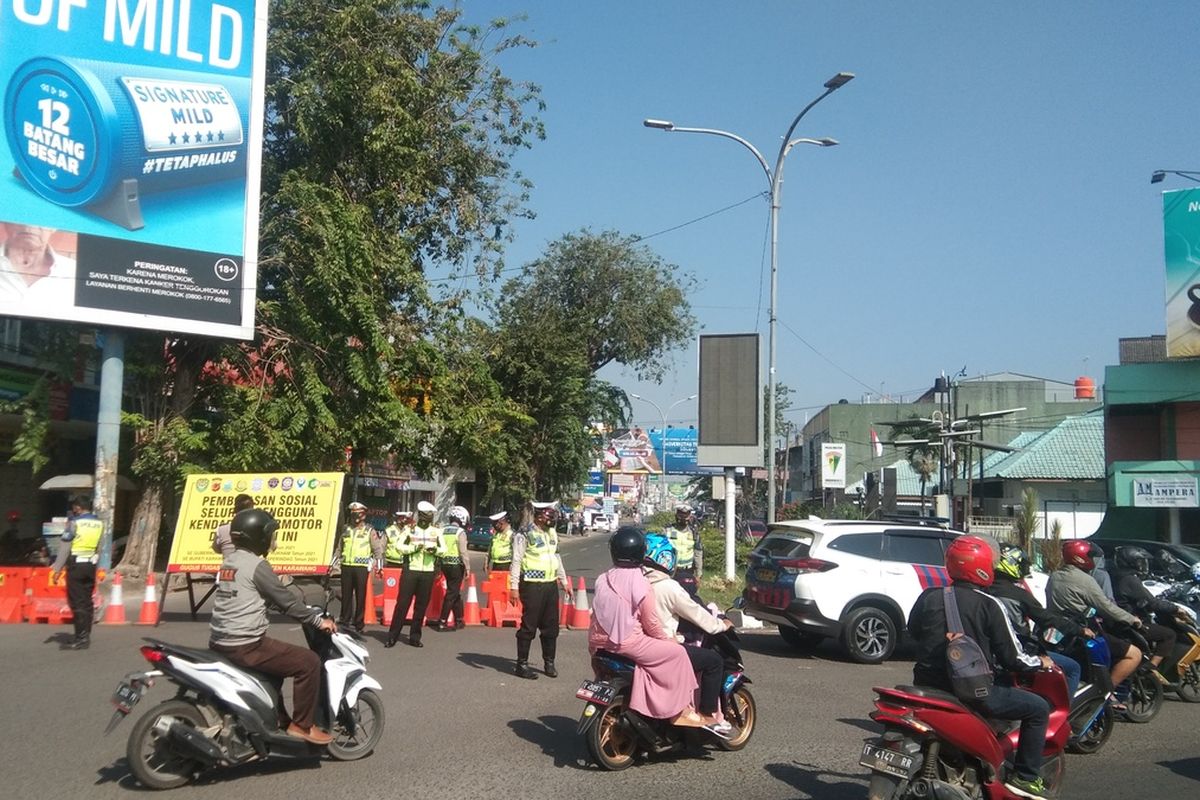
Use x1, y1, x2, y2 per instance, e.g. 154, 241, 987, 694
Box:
1132, 477, 1199, 508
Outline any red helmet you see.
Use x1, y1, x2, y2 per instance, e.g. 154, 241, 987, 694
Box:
1062, 539, 1094, 570
945, 536, 995, 587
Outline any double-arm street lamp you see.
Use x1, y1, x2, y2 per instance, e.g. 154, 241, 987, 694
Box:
630, 393, 698, 509
1151, 170, 1200, 184
644, 71, 854, 523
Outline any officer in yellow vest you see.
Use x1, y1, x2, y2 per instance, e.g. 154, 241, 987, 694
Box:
382, 510, 413, 570
385, 500, 446, 648
510, 501, 569, 679
337, 501, 383, 633
486, 510, 513, 573
665, 505, 699, 584
433, 506, 473, 631
51, 494, 104, 650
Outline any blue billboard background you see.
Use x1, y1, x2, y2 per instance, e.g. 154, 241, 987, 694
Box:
646, 428, 721, 475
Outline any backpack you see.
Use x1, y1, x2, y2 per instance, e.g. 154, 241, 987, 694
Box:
943, 586, 993, 701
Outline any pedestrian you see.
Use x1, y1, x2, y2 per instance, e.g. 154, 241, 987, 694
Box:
212, 494, 255, 557
485, 511, 513, 574
385, 500, 445, 648
50, 494, 103, 650
336, 501, 382, 633
510, 500, 570, 679
433, 506, 473, 631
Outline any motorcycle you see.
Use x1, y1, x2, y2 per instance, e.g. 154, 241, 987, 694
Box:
106, 614, 383, 789
1098, 620, 1163, 724
1041, 627, 1114, 754
861, 665, 1071, 800
576, 628, 756, 770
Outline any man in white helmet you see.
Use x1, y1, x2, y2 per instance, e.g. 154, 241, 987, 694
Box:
433, 506, 473, 631
336, 501, 383, 632
385, 500, 446, 648
510, 501, 570, 679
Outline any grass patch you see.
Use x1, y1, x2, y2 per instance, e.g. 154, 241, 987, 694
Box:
695, 525, 756, 610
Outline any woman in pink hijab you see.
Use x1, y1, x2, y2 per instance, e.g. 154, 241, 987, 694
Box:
589, 527, 710, 728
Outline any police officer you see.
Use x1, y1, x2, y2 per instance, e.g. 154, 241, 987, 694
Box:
337, 501, 382, 633
665, 506, 699, 581
51, 494, 104, 650
485, 510, 513, 574
510, 501, 570, 679
382, 509, 413, 570
434, 506, 473, 631
385, 500, 445, 648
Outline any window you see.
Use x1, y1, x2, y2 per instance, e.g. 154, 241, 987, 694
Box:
756, 534, 811, 559
827, 533, 883, 558
884, 532, 947, 565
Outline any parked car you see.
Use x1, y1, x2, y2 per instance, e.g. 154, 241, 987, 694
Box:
742, 518, 963, 663
466, 516, 495, 551
745, 520, 768, 540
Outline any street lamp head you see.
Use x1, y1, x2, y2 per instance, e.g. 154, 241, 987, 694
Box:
630, 393, 645, 400
824, 72, 855, 90
818, 138, 839, 147
643, 119, 675, 131
1151, 171, 1166, 184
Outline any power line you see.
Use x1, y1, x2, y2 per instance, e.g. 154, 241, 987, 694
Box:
632, 192, 766, 243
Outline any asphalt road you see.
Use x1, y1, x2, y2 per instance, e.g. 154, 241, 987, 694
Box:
2, 533, 1198, 799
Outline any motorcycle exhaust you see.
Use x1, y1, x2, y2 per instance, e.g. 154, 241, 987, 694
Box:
909, 778, 973, 800
165, 721, 225, 766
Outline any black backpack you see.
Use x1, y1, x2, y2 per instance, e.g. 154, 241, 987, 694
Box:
943, 586, 993, 701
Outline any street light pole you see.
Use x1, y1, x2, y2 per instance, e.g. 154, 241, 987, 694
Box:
630, 393, 697, 510
644, 71, 853, 524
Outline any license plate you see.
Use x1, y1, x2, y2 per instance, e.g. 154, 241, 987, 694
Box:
859, 741, 916, 778
576, 680, 616, 705
755, 568, 778, 583
111, 682, 144, 714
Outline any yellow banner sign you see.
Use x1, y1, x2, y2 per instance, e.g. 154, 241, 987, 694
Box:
167, 472, 346, 574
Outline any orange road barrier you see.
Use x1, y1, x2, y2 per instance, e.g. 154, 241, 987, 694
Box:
136, 572, 160, 625
560, 576, 574, 627
569, 577, 591, 630
0, 568, 30, 623
380, 568, 402, 627
100, 572, 129, 625
463, 573, 485, 626
363, 572, 379, 625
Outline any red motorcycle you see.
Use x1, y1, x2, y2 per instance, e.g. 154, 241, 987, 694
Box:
860, 667, 1071, 800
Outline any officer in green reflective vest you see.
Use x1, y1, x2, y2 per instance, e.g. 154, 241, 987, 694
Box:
382, 510, 413, 570
434, 506, 473, 631
510, 501, 569, 679
665, 506, 699, 583
486, 511, 513, 574
337, 501, 383, 633
385, 500, 446, 649
51, 494, 104, 650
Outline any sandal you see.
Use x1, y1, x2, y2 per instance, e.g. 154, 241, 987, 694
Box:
1106, 693, 1127, 712
670, 710, 706, 728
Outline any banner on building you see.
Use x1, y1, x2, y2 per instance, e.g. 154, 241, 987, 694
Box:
167, 472, 345, 574
821, 443, 847, 489
0, 1, 268, 339
1132, 477, 1199, 508
1164, 187, 1200, 358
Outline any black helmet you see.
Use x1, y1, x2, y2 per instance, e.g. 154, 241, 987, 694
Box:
230, 509, 279, 556
1115, 545, 1152, 577
610, 526, 646, 567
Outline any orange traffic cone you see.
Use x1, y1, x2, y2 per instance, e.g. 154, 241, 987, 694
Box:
463, 573, 484, 626
560, 579, 575, 628
363, 572, 378, 625
101, 572, 129, 625
569, 577, 591, 630
136, 572, 160, 625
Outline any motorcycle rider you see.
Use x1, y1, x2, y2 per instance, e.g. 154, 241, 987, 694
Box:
1048, 540, 1143, 706
640, 533, 734, 737
1111, 545, 1187, 682
209, 509, 338, 745
908, 536, 1052, 800
987, 544, 1087, 699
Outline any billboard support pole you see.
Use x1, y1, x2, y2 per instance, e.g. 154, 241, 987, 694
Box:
95, 329, 125, 572
724, 466, 736, 580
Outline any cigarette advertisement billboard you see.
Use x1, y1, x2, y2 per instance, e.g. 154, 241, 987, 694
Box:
0, 0, 267, 339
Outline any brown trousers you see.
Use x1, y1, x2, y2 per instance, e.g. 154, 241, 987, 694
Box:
212, 636, 322, 729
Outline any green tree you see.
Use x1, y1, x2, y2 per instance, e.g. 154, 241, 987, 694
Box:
1014, 486, 1042, 555
488, 230, 697, 503
889, 417, 942, 515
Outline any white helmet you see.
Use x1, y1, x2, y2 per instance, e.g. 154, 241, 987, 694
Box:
449, 505, 470, 525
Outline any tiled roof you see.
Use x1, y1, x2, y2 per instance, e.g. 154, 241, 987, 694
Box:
983, 411, 1104, 480
845, 458, 935, 496
981, 431, 1043, 472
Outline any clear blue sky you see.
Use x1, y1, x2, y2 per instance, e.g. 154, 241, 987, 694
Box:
450, 1, 1199, 435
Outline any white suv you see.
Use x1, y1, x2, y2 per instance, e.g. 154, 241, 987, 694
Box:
742, 518, 963, 663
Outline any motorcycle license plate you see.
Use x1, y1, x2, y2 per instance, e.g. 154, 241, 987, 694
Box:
111, 681, 144, 714
754, 568, 778, 583
576, 680, 615, 706
859, 741, 916, 779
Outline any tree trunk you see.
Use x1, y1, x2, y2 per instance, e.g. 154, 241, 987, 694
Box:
117, 484, 164, 578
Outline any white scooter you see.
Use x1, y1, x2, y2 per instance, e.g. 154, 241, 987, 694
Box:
106, 613, 383, 789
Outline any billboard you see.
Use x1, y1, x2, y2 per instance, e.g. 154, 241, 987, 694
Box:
167, 471, 345, 574
821, 443, 847, 489
697, 333, 762, 467
0, 1, 267, 339
1164, 187, 1200, 357
646, 428, 722, 475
